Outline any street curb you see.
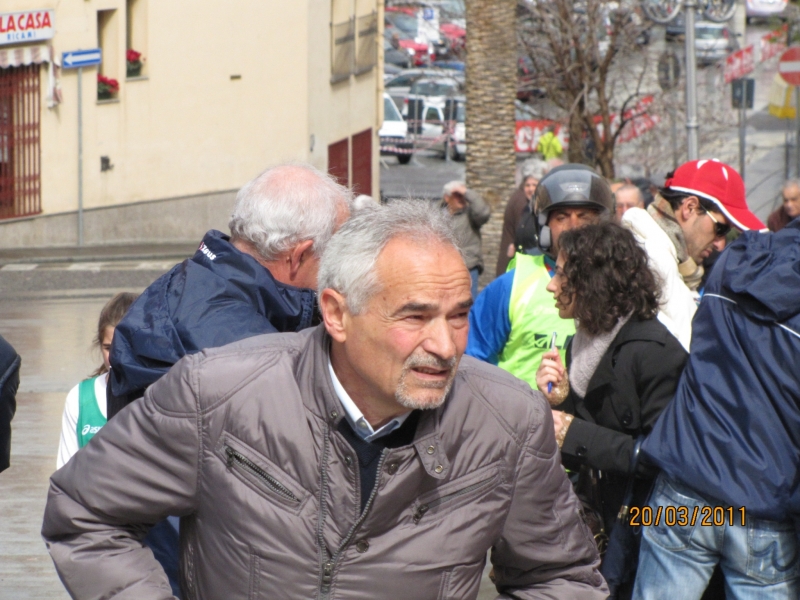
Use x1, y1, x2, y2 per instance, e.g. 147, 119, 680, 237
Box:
0, 250, 194, 267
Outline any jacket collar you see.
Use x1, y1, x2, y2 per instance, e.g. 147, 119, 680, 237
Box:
299, 325, 450, 479
196, 230, 317, 332
579, 318, 670, 395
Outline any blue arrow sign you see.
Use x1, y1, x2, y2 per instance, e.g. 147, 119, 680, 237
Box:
62, 49, 102, 69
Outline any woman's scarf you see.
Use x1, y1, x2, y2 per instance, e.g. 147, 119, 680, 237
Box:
647, 196, 704, 291
570, 314, 631, 399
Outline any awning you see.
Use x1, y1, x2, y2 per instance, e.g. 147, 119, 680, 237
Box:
0, 43, 54, 69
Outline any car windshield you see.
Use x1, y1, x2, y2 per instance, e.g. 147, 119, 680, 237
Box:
410, 81, 458, 96
384, 96, 403, 122
696, 27, 723, 39
387, 12, 418, 36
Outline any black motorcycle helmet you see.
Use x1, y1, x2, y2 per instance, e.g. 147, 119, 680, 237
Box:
534, 164, 615, 253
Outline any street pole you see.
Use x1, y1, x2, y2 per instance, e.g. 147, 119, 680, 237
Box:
738, 102, 746, 180
77, 66, 84, 247
796, 86, 800, 177
684, 0, 699, 160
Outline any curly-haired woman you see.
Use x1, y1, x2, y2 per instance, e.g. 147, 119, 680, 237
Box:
536, 222, 688, 598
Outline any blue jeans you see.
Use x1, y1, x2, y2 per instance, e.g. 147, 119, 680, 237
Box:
469, 267, 480, 299
632, 474, 799, 600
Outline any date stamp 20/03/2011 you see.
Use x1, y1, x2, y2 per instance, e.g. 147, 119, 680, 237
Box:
629, 506, 746, 527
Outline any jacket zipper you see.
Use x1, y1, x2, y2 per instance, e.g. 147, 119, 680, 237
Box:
412, 474, 496, 524
224, 445, 300, 503
317, 426, 388, 599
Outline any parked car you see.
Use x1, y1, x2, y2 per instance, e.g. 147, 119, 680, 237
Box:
695, 22, 739, 65
385, 68, 463, 109
746, 0, 788, 20
406, 95, 466, 161
402, 76, 465, 116
379, 93, 413, 164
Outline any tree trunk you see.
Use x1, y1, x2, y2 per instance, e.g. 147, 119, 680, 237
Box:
465, 0, 518, 287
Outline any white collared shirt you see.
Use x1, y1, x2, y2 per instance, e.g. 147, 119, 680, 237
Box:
327, 359, 411, 443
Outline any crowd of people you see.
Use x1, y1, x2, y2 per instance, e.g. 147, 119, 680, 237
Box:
0, 156, 795, 599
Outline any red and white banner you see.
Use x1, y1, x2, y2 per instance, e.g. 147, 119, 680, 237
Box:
0, 9, 54, 47
515, 95, 659, 153
761, 24, 788, 62
724, 46, 755, 84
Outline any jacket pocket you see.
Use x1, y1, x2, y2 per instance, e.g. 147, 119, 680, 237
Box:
217, 433, 309, 513
437, 558, 486, 600
411, 462, 502, 525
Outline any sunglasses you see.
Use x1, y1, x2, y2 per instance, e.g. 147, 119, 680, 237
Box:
703, 210, 731, 238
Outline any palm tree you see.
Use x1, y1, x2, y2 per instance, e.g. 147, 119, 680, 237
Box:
465, 0, 518, 286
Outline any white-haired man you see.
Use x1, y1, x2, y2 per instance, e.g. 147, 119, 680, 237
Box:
442, 181, 490, 297
44, 200, 607, 600
108, 163, 351, 415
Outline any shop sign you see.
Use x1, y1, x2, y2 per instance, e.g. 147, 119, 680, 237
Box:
0, 10, 54, 46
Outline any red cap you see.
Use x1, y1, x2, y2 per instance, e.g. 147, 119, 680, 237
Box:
664, 159, 766, 231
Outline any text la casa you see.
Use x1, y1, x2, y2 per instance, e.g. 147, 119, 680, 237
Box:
0, 11, 52, 33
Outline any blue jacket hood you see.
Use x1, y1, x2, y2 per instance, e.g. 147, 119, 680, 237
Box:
642, 221, 800, 522
717, 221, 800, 323
110, 230, 317, 397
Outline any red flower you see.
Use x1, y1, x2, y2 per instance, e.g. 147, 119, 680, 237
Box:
126, 49, 142, 63
97, 74, 120, 93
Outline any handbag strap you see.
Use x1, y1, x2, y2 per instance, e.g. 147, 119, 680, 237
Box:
616, 437, 643, 522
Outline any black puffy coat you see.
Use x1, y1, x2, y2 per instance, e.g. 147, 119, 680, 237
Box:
557, 317, 687, 529
0, 334, 21, 473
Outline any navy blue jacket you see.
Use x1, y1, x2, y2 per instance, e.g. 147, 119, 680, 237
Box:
0, 334, 20, 473
109, 230, 317, 400
642, 220, 800, 523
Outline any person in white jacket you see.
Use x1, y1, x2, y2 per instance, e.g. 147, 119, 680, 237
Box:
621, 159, 765, 351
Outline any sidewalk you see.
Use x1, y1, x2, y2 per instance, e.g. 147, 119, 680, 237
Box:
0, 242, 198, 267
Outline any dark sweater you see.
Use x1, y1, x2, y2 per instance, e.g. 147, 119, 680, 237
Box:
337, 411, 420, 513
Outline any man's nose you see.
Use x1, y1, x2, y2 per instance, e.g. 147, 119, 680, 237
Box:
712, 237, 727, 252
423, 318, 457, 361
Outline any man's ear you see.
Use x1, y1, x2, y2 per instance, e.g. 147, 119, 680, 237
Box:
288, 239, 315, 279
679, 196, 699, 222
319, 288, 349, 343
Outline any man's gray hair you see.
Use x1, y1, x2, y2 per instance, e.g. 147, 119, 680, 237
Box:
783, 179, 800, 192
442, 180, 465, 197
319, 199, 463, 314
228, 163, 352, 260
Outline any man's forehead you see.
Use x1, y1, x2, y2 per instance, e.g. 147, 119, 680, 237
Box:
784, 185, 800, 198
375, 237, 468, 286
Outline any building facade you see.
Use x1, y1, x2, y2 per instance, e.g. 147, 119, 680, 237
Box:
0, 0, 382, 247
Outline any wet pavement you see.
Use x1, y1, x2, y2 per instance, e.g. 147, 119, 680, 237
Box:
0, 297, 111, 599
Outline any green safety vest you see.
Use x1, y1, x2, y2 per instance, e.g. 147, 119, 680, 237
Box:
76, 376, 107, 448
497, 254, 575, 388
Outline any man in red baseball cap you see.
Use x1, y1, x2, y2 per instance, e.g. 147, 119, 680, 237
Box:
621, 159, 765, 352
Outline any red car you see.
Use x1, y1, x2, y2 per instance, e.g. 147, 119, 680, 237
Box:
385, 26, 433, 66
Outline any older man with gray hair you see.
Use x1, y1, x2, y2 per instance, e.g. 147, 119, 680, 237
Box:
44, 200, 607, 600
108, 162, 352, 415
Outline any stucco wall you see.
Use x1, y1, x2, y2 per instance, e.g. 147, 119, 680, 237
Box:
1, 0, 380, 245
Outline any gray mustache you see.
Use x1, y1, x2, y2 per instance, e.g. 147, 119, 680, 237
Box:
405, 353, 457, 371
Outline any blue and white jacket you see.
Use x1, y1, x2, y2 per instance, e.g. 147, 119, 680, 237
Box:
642, 220, 800, 524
